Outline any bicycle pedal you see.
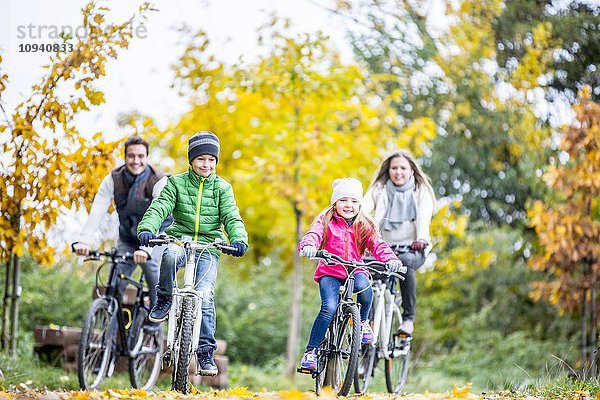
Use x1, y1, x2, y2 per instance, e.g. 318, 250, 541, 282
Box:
297, 367, 313, 374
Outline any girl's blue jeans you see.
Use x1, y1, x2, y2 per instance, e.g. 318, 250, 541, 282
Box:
306, 273, 372, 351
157, 243, 219, 352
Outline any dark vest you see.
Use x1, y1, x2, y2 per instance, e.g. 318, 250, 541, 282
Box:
112, 165, 171, 244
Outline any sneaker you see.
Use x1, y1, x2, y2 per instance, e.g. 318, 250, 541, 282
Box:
197, 348, 218, 376
398, 320, 414, 336
300, 349, 317, 371
149, 294, 172, 322
361, 321, 374, 345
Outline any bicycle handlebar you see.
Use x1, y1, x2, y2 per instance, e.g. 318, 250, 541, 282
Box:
71, 243, 136, 261
147, 235, 237, 252
310, 250, 407, 277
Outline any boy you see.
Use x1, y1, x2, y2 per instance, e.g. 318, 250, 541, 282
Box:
135, 131, 248, 375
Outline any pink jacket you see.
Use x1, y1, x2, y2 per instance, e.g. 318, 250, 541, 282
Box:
298, 211, 399, 282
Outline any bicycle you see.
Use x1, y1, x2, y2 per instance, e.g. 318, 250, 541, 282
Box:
354, 244, 414, 394
75, 247, 162, 390
146, 235, 236, 394
297, 250, 404, 396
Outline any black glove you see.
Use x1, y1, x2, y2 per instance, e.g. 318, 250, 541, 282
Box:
139, 231, 156, 247
223, 241, 247, 257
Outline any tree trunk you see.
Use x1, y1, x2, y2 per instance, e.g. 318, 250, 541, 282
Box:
9, 254, 21, 355
286, 206, 303, 377
582, 287, 588, 375
1, 256, 13, 351
591, 285, 598, 376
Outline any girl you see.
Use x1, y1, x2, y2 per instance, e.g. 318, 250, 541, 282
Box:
363, 149, 435, 336
298, 178, 402, 371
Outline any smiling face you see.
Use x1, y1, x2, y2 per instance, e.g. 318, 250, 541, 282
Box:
191, 154, 217, 177
334, 197, 360, 219
388, 155, 413, 186
125, 144, 148, 176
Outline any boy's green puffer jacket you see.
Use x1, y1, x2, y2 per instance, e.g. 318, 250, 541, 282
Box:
137, 168, 248, 256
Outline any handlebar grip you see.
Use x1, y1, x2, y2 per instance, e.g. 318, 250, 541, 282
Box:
315, 250, 328, 258
148, 239, 168, 246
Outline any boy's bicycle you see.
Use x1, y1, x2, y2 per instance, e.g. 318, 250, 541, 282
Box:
298, 250, 404, 396
354, 245, 413, 394
75, 247, 162, 390
147, 235, 236, 394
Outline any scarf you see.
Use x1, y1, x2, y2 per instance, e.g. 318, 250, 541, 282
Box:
381, 176, 417, 231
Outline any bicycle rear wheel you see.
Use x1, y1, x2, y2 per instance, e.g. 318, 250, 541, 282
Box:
172, 297, 194, 393
354, 341, 376, 394
314, 338, 328, 396
78, 298, 113, 390
384, 308, 410, 394
128, 308, 163, 390
323, 303, 360, 396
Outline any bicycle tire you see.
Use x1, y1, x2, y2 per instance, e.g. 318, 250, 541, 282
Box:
384, 307, 410, 394
324, 303, 360, 396
78, 298, 113, 390
172, 297, 194, 393
128, 308, 163, 390
354, 303, 377, 394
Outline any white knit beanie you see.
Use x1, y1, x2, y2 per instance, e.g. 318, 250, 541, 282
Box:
330, 178, 364, 205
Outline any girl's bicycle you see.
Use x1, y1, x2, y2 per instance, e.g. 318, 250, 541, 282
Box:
76, 247, 162, 390
147, 235, 235, 394
298, 250, 404, 396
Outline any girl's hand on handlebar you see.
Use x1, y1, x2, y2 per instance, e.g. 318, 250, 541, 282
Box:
133, 250, 149, 264
386, 259, 403, 273
299, 245, 317, 258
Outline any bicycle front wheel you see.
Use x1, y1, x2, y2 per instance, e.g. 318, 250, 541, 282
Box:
384, 307, 410, 394
128, 308, 163, 390
172, 297, 194, 393
78, 298, 113, 390
323, 303, 360, 396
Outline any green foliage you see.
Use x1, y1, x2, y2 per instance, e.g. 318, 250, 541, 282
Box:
494, 0, 600, 102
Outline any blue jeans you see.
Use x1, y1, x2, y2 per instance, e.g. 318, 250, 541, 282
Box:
157, 244, 219, 352
117, 240, 159, 310
306, 273, 372, 351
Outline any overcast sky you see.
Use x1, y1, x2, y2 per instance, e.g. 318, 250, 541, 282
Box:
0, 0, 353, 140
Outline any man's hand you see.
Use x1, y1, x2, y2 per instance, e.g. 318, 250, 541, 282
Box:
410, 239, 428, 252
73, 242, 90, 256
139, 232, 156, 247
133, 250, 149, 264
299, 245, 317, 258
222, 241, 247, 257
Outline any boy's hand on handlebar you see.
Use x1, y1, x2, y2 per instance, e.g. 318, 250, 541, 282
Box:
139, 231, 156, 247
73, 242, 90, 256
133, 250, 149, 264
299, 245, 317, 258
410, 239, 428, 252
386, 259, 403, 273
222, 241, 247, 257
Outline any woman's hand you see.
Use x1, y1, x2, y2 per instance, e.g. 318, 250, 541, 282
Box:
410, 239, 428, 252
299, 245, 317, 258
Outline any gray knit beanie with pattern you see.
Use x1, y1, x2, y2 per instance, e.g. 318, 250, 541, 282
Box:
188, 131, 220, 164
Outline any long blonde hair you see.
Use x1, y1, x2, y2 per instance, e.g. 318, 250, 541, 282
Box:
317, 205, 380, 257
369, 149, 436, 201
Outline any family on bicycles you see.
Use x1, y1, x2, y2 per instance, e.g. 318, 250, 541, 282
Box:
74, 128, 434, 394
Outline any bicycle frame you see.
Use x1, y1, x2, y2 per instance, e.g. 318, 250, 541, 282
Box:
370, 277, 403, 360
166, 239, 209, 371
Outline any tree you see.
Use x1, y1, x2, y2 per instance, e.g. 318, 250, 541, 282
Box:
0, 1, 152, 354
335, 0, 556, 225
494, 0, 600, 102
528, 87, 600, 375
161, 20, 436, 376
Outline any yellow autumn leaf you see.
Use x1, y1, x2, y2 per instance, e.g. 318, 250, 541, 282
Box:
452, 382, 472, 398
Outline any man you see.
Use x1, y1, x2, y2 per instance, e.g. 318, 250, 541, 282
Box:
73, 136, 172, 331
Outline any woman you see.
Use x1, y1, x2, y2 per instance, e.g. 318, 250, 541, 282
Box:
363, 150, 435, 335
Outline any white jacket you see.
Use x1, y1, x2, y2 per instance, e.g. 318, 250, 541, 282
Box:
363, 183, 435, 254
